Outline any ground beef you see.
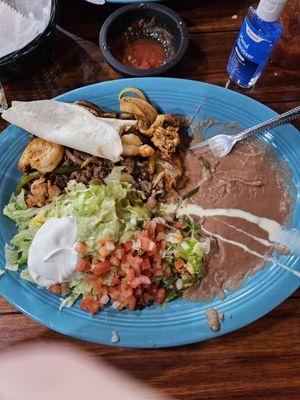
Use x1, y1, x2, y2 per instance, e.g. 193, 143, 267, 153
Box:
64, 148, 114, 168
70, 165, 111, 185
70, 169, 92, 183
132, 162, 150, 180
72, 149, 92, 162
48, 174, 70, 190
137, 179, 152, 196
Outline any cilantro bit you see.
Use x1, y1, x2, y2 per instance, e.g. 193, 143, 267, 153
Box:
165, 291, 181, 303
198, 156, 211, 171
182, 186, 200, 200
182, 217, 201, 237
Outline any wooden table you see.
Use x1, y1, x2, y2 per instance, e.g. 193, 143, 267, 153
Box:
0, 1, 299, 398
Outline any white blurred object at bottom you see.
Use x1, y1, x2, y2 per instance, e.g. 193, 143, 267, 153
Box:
0, 343, 170, 400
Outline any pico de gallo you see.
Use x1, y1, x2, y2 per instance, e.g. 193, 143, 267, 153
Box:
50, 217, 206, 314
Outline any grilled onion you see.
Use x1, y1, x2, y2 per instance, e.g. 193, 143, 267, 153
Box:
119, 88, 158, 131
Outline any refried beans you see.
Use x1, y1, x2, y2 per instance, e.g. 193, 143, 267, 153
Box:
179, 142, 292, 301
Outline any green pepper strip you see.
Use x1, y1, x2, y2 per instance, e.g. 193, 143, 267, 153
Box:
53, 165, 81, 175
15, 164, 81, 195
15, 171, 42, 195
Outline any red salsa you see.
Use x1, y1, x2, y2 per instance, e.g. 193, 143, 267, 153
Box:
112, 36, 166, 71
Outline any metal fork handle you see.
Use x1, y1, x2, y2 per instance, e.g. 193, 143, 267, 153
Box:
235, 105, 300, 142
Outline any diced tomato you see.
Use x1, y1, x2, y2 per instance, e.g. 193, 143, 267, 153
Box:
140, 236, 156, 252
115, 247, 125, 260
121, 253, 129, 263
132, 264, 141, 275
61, 283, 70, 295
185, 262, 194, 275
155, 288, 166, 304
93, 261, 111, 276
144, 220, 156, 239
108, 286, 121, 301
105, 241, 115, 252
174, 258, 184, 271
98, 237, 114, 247
49, 284, 61, 294
127, 253, 143, 266
118, 288, 132, 303
128, 295, 137, 310
143, 292, 154, 305
155, 231, 166, 241
109, 256, 120, 267
76, 256, 91, 272
143, 221, 150, 230
122, 241, 132, 251
130, 275, 151, 288
75, 242, 87, 254
92, 278, 104, 295
120, 262, 130, 276
121, 281, 133, 295
125, 268, 135, 283
111, 276, 121, 286
175, 221, 185, 229
160, 240, 167, 250
84, 274, 94, 284
134, 230, 148, 240
141, 258, 151, 270
153, 248, 162, 263
80, 295, 101, 314
153, 267, 163, 277
98, 246, 114, 259
134, 286, 143, 299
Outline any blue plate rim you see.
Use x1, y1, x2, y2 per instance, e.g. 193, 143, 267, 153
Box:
0, 77, 299, 348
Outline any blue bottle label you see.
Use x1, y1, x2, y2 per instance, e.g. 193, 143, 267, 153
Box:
227, 15, 274, 86
228, 46, 259, 84
237, 16, 273, 63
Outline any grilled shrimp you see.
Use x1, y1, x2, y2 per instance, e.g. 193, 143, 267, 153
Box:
18, 138, 64, 174
121, 134, 155, 157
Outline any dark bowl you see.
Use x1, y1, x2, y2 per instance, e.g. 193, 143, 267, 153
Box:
0, 0, 58, 80
99, 2, 188, 77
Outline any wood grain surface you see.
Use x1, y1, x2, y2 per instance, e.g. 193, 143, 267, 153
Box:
0, 1, 299, 398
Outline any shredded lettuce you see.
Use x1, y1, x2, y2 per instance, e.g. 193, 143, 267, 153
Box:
20, 267, 34, 282
4, 190, 43, 229
3, 167, 151, 271
165, 236, 204, 292
4, 244, 19, 271
60, 277, 92, 309
177, 238, 203, 273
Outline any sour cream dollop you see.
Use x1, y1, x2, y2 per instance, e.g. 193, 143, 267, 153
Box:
28, 217, 78, 288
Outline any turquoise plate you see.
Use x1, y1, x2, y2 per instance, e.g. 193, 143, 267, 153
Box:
0, 78, 299, 348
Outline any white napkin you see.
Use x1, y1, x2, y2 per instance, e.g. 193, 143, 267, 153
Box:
0, 0, 51, 59
85, 0, 105, 4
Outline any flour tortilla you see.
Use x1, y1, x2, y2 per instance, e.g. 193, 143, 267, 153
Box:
2, 100, 136, 162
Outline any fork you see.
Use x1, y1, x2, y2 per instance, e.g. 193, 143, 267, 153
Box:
190, 105, 300, 157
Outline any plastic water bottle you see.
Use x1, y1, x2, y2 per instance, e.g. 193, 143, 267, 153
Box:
227, 0, 288, 88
